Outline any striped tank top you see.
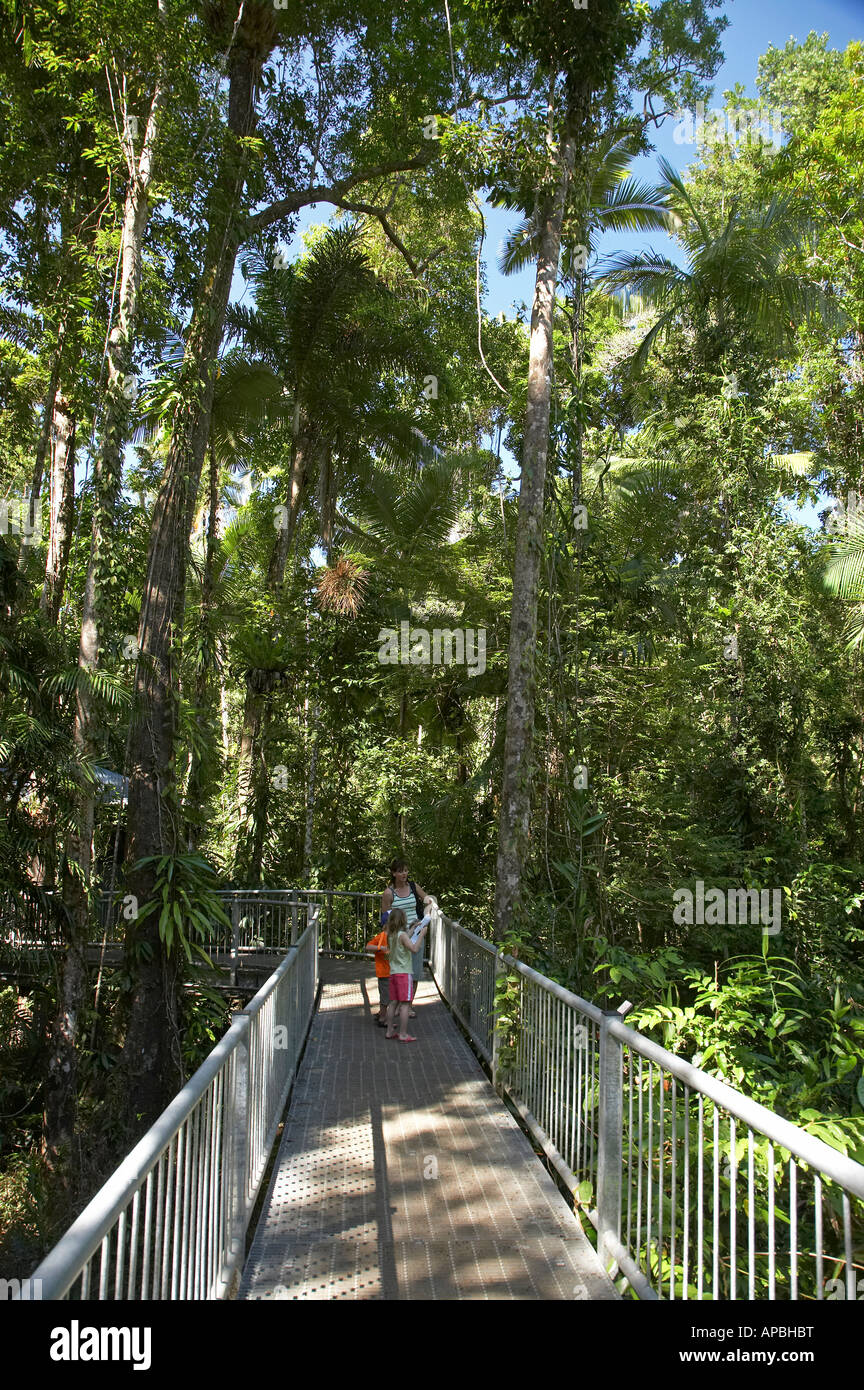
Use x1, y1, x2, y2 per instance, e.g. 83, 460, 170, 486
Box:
390, 886, 418, 928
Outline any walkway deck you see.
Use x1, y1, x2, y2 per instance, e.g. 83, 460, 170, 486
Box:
239, 960, 618, 1301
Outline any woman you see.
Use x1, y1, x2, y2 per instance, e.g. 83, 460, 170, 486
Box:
380, 858, 434, 1015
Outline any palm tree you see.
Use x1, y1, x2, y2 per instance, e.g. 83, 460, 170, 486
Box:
220, 225, 444, 881
227, 224, 438, 569
600, 156, 843, 374
820, 508, 864, 650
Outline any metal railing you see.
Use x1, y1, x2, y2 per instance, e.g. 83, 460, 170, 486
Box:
429, 912, 864, 1302
0, 889, 62, 958
2, 886, 383, 962
25, 914, 319, 1301
216, 890, 382, 973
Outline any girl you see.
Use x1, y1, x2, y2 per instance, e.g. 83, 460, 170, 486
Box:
381, 858, 434, 1015
384, 908, 428, 1042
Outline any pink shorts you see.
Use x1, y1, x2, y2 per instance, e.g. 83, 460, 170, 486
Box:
389, 973, 412, 1003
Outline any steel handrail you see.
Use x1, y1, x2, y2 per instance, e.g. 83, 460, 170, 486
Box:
431, 912, 864, 1301
26, 917, 318, 1301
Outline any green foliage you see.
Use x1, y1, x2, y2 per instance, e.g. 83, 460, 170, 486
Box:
133, 855, 229, 965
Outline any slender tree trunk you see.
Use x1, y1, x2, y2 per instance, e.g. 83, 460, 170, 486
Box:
185, 438, 220, 848
494, 124, 576, 938
236, 415, 312, 865
247, 701, 272, 882
27, 356, 62, 506
267, 413, 308, 587
219, 639, 231, 761
44, 76, 167, 1155
122, 37, 267, 1122
302, 702, 320, 880
43, 925, 87, 1161
40, 395, 76, 623
17, 311, 65, 579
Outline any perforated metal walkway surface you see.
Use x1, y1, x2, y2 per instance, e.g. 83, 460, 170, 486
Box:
239, 959, 619, 1301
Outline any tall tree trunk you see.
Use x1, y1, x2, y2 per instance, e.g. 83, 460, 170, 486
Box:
267, 412, 308, 588
44, 75, 167, 1155
43, 924, 87, 1163
40, 394, 76, 623
27, 356, 62, 507
494, 124, 576, 938
185, 438, 220, 848
122, 34, 268, 1123
302, 702, 320, 880
247, 700, 272, 883
236, 415, 312, 868
234, 673, 274, 882
17, 301, 66, 579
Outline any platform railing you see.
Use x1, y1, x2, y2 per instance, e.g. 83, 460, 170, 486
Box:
80, 887, 380, 956
2, 887, 383, 964
24, 914, 319, 1301
428, 911, 864, 1302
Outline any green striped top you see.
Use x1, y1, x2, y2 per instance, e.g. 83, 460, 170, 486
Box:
389, 886, 418, 928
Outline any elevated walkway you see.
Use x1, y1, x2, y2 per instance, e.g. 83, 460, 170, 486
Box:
240, 960, 617, 1300
25, 898, 864, 1303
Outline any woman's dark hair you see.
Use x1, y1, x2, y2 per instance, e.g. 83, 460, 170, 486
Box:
389, 857, 408, 882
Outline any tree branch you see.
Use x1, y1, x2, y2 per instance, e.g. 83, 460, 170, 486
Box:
246, 149, 436, 236
327, 197, 421, 273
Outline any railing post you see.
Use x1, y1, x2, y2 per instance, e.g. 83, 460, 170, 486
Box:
290, 888, 298, 945
326, 890, 333, 949
230, 897, 240, 987
225, 1012, 250, 1297
491, 949, 506, 1095
597, 1008, 624, 1272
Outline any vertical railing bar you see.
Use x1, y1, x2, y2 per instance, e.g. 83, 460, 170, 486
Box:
646, 1061, 654, 1290
127, 1185, 141, 1299
194, 1091, 209, 1300
814, 1174, 823, 1301
190, 1101, 204, 1300
636, 1054, 644, 1276
154, 1151, 166, 1301
141, 1167, 155, 1300
747, 1128, 755, 1301
630, 1045, 636, 1251
790, 1160, 798, 1300
589, 1016, 596, 1183
767, 1142, 775, 1301
683, 1084, 690, 1301
729, 1115, 736, 1301
555, 997, 565, 1160
212, 1070, 224, 1298
712, 1105, 720, 1300
166, 1133, 181, 1300
97, 1232, 110, 1300
670, 1073, 677, 1301
697, 1094, 704, 1302
658, 1065, 665, 1294
843, 1191, 853, 1302
178, 1114, 193, 1299
114, 1207, 127, 1301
